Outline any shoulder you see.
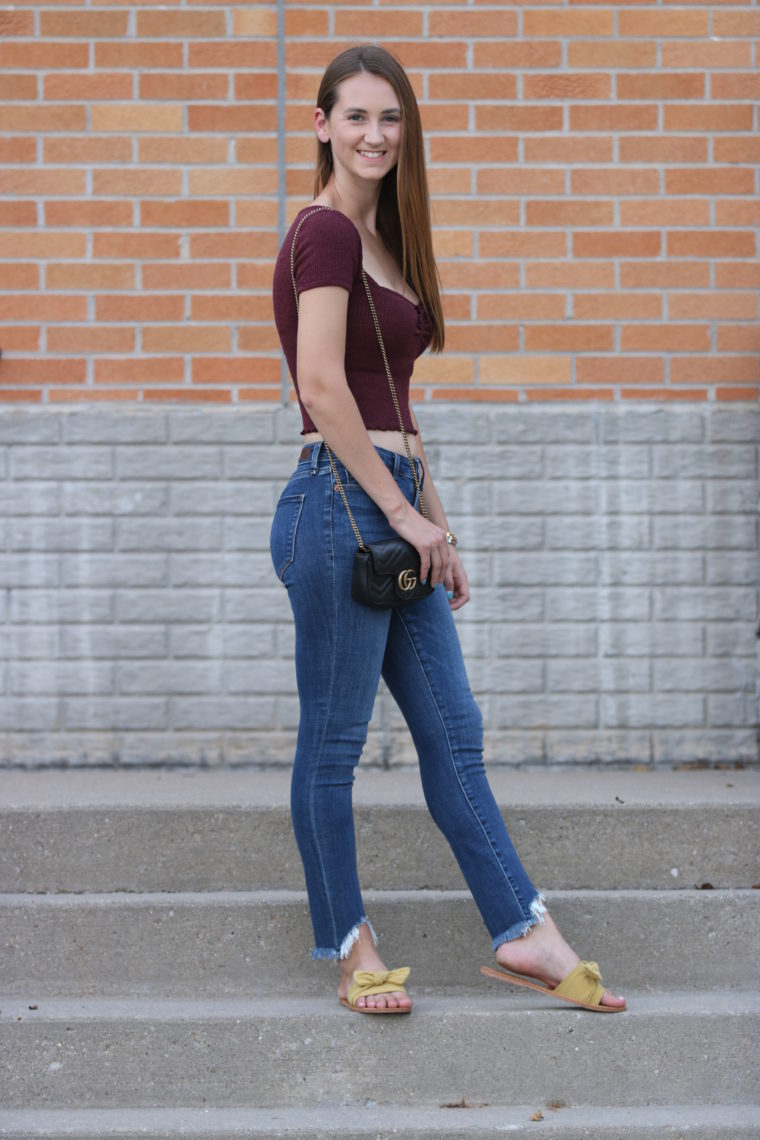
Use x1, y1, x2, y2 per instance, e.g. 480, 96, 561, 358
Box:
291, 206, 361, 255
288, 206, 362, 290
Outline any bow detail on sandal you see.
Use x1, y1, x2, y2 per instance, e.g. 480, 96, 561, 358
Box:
340, 967, 412, 1015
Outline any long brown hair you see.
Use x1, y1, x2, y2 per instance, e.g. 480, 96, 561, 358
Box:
313, 44, 444, 352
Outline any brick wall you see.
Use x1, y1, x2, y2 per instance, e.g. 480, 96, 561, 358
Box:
0, 404, 757, 768
1, 2, 758, 403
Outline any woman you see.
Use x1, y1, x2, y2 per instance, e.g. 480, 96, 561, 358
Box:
270, 44, 625, 1015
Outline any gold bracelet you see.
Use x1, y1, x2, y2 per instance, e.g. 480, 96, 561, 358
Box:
445, 531, 458, 547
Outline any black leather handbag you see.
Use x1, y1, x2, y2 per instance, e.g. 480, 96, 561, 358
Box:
291, 208, 434, 609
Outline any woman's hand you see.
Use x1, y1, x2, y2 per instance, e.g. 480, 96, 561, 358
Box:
444, 548, 470, 611
389, 502, 451, 589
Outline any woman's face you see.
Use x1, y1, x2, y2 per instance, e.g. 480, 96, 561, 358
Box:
315, 71, 402, 186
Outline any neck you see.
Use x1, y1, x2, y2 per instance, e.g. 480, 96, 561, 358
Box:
320, 174, 381, 236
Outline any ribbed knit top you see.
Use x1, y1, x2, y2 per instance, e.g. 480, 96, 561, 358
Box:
272, 206, 432, 436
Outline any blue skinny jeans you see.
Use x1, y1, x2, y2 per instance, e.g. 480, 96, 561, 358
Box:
269, 443, 544, 960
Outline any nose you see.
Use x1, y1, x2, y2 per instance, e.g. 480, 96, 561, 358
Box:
364, 120, 384, 146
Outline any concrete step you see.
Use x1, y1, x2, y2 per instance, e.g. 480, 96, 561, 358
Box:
3, 889, 757, 998
2, 769, 758, 892
2, 993, 758, 1111
0, 1104, 758, 1139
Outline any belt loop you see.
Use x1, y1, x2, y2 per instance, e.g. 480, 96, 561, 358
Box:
310, 441, 322, 473
392, 451, 402, 478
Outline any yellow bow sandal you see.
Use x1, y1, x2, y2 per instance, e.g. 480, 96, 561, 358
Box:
480, 959, 626, 1013
339, 967, 412, 1015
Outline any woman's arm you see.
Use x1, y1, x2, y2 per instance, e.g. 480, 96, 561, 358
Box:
409, 407, 470, 610
297, 285, 452, 588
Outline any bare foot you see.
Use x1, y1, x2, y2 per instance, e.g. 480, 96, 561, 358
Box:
337, 923, 412, 1011
494, 911, 625, 1010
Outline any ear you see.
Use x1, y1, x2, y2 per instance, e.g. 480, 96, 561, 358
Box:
314, 107, 330, 142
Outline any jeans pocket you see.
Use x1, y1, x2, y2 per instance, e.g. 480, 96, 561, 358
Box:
270, 492, 305, 583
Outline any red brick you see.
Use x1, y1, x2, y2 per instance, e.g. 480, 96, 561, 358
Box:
92, 170, 183, 197
0, 264, 39, 289
0, 203, 36, 226
419, 105, 471, 132
477, 294, 566, 320
428, 169, 473, 195
46, 264, 135, 290
576, 357, 665, 385
190, 105, 277, 133
480, 355, 572, 386
477, 106, 563, 132
93, 234, 182, 261
717, 325, 760, 353
141, 202, 230, 228
474, 42, 562, 70
714, 12, 760, 36
620, 324, 711, 352
620, 261, 711, 288
0, 138, 36, 165
487, 231, 568, 258
238, 327, 281, 351
432, 200, 520, 226
45, 202, 133, 228
48, 327, 136, 353
3, 106, 87, 132
143, 327, 232, 353
0, 169, 85, 196
525, 261, 615, 289
191, 296, 273, 322
49, 389, 138, 404
619, 200, 711, 227
428, 73, 517, 101
142, 388, 233, 403
619, 136, 708, 164
46, 138, 133, 164
619, 388, 708, 402
618, 10, 708, 36
0, 41, 90, 68
527, 201, 614, 226
525, 324, 615, 352
715, 201, 760, 226
41, 11, 128, 37
523, 10, 614, 36
476, 170, 566, 196
238, 387, 284, 402
96, 43, 184, 69
233, 8, 278, 36
669, 292, 757, 321
0, 328, 40, 352
526, 388, 614, 402
716, 386, 760, 402
193, 357, 280, 384
714, 137, 760, 164
573, 232, 662, 258
236, 201, 279, 227
428, 137, 518, 164
0, 75, 38, 101
428, 11, 517, 36
665, 104, 753, 132
191, 233, 278, 259
143, 264, 232, 290
0, 358, 86, 383
575, 293, 663, 320
92, 105, 183, 133
524, 74, 610, 101
445, 324, 520, 352
715, 264, 760, 289
334, 10, 423, 36
571, 169, 660, 196
523, 137, 613, 163
571, 105, 658, 132
568, 42, 656, 68
189, 43, 276, 69
141, 74, 231, 101
666, 167, 755, 196
661, 41, 752, 69
95, 358, 185, 383
667, 231, 756, 258
137, 11, 226, 37
0, 390, 42, 403
139, 138, 229, 165
96, 296, 185, 322
0, 233, 85, 258
0, 296, 87, 321
0, 10, 34, 35
618, 73, 705, 100
671, 355, 759, 383
44, 73, 134, 100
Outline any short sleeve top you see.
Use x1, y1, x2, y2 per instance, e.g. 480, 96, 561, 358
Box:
272, 206, 432, 436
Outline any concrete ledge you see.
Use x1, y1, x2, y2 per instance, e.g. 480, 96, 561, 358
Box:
2, 993, 758, 1110
0, 1105, 758, 1139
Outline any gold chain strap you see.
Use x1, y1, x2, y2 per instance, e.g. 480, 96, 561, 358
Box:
289, 206, 428, 552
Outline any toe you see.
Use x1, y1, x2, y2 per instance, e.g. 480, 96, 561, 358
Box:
601, 988, 626, 1009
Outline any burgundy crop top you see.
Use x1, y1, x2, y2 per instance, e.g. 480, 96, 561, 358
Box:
272, 206, 432, 436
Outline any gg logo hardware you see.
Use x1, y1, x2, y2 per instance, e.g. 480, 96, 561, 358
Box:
397, 568, 418, 593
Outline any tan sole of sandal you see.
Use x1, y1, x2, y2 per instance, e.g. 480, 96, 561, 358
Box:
480, 965, 626, 1013
338, 997, 411, 1015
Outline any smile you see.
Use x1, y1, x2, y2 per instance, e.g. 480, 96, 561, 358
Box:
358, 150, 386, 159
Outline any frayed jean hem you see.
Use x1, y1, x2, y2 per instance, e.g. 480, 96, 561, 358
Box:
491, 892, 547, 950
309, 916, 377, 962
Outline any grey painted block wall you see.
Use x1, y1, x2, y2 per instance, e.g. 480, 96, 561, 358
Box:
0, 403, 757, 768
